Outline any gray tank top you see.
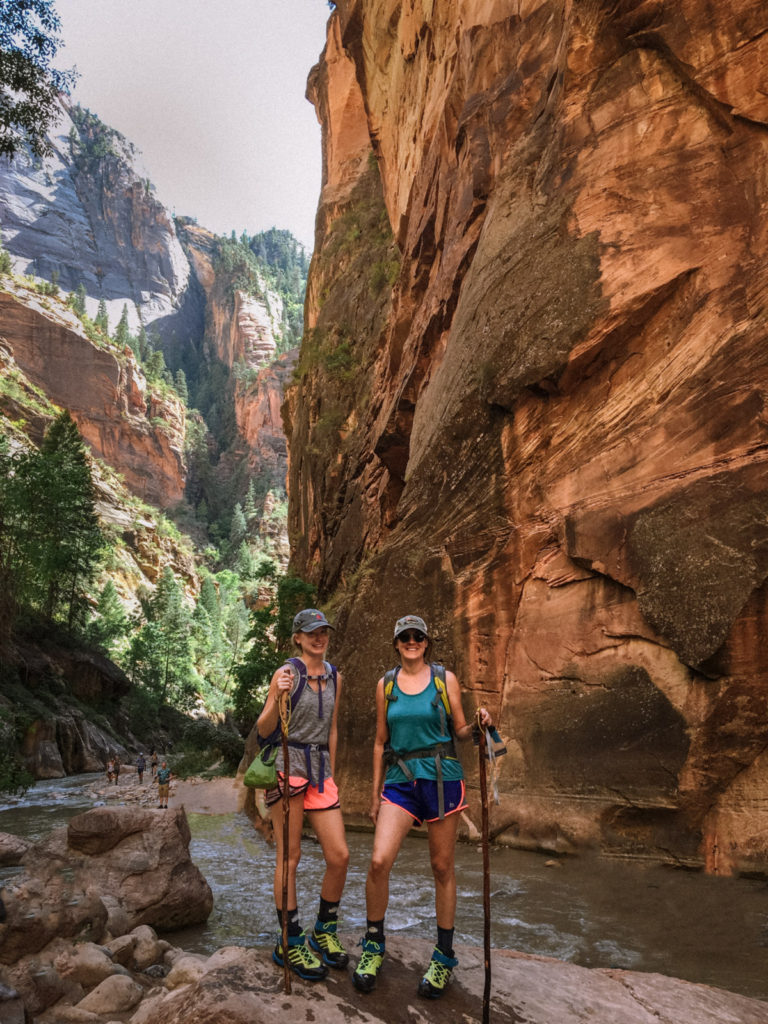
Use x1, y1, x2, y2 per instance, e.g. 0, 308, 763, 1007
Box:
275, 660, 337, 784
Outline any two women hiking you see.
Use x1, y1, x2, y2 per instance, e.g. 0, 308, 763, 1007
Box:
259, 607, 493, 999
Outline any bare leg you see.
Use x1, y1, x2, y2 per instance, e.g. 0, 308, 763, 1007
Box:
270, 791, 306, 910
307, 807, 349, 902
426, 812, 460, 928
366, 802, 414, 921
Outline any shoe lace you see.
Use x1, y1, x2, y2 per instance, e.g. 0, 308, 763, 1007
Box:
288, 943, 321, 968
316, 929, 346, 954
356, 946, 384, 974
424, 959, 452, 988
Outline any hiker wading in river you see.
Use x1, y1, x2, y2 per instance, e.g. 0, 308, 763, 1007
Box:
256, 608, 349, 981
352, 615, 494, 1000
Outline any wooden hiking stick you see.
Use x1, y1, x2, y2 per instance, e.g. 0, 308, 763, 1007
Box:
279, 688, 292, 995
476, 710, 491, 1024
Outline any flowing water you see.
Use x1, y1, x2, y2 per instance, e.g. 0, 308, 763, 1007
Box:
2, 777, 768, 1002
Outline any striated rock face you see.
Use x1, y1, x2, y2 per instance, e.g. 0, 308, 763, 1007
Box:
289, 0, 768, 872
235, 352, 295, 484
0, 281, 185, 507
179, 222, 282, 371
0, 98, 200, 339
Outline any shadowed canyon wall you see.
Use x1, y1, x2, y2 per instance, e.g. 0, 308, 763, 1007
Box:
287, 0, 768, 872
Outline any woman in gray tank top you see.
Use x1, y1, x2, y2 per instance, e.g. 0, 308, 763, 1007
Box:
256, 608, 349, 982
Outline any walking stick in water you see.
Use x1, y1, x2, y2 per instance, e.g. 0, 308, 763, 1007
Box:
476, 709, 491, 1024
279, 688, 292, 995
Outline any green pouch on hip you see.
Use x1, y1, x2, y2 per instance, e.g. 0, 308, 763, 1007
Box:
243, 745, 278, 788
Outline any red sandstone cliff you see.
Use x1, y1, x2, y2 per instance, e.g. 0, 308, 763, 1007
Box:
288, 0, 768, 873
0, 280, 185, 508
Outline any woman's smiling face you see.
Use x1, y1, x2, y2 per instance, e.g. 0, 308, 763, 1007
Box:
295, 626, 330, 655
396, 629, 428, 658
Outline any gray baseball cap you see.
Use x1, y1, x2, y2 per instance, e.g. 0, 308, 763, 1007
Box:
393, 615, 429, 639
292, 608, 334, 633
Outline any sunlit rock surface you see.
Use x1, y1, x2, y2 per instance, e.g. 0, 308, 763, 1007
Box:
289, 0, 768, 872
0, 281, 186, 507
0, 99, 197, 338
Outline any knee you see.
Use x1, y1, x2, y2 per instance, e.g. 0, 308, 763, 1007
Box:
369, 852, 392, 882
329, 844, 349, 874
430, 856, 454, 887
287, 849, 302, 874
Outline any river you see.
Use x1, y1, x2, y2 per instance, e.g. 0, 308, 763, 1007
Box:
2, 776, 768, 1002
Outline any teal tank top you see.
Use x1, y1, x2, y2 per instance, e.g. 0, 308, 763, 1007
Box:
385, 670, 463, 784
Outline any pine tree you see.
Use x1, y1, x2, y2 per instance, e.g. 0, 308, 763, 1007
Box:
69, 283, 87, 317
6, 411, 105, 629
243, 479, 258, 524
174, 369, 189, 405
129, 567, 195, 708
88, 579, 128, 655
35, 411, 105, 628
114, 304, 131, 350
136, 325, 149, 361
230, 503, 247, 547
95, 298, 109, 334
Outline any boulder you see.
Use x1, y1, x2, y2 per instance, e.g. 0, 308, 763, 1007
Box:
75, 975, 143, 1015
127, 939, 768, 1024
0, 806, 211, 971
129, 926, 165, 971
0, 833, 30, 867
53, 943, 124, 988
164, 954, 207, 990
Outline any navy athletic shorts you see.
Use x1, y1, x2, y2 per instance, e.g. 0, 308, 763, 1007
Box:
381, 778, 467, 825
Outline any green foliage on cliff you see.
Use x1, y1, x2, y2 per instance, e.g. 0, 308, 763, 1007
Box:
211, 228, 309, 353
0, 411, 105, 636
68, 104, 139, 174
0, 0, 76, 159
0, 711, 33, 795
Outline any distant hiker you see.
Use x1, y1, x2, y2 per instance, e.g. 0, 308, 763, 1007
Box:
256, 608, 349, 982
113, 755, 121, 785
150, 749, 158, 777
136, 752, 146, 784
105, 758, 114, 784
352, 615, 494, 1000
156, 761, 172, 808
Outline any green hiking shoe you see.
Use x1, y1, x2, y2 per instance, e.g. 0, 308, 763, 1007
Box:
309, 921, 349, 969
273, 936, 329, 981
417, 946, 458, 998
351, 936, 385, 993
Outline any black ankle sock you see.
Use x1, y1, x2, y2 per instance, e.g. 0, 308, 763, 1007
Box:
277, 907, 302, 938
365, 918, 385, 943
437, 926, 454, 957
318, 896, 340, 924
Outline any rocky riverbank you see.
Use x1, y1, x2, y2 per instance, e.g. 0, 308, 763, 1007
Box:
0, 801, 767, 1023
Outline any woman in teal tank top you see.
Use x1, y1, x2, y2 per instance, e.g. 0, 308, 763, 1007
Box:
352, 614, 495, 1000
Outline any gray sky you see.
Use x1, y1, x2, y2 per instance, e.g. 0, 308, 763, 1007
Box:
55, 0, 331, 249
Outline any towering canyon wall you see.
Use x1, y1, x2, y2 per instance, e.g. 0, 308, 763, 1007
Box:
288, 0, 768, 873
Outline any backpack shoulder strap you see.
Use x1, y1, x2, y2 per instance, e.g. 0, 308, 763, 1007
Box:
287, 657, 308, 710
430, 663, 453, 736
384, 666, 399, 704
323, 661, 338, 692
431, 663, 451, 717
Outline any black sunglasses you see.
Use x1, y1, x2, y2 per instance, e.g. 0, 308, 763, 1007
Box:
398, 630, 426, 643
